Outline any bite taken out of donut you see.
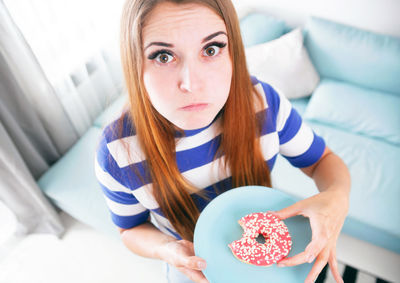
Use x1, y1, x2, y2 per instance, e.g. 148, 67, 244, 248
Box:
228, 212, 292, 266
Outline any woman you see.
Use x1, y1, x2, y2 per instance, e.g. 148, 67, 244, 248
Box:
95, 0, 350, 282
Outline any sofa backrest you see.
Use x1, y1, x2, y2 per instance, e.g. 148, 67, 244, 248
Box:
304, 16, 400, 96
240, 12, 287, 47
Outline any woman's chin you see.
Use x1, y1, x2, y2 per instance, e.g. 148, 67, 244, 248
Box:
175, 118, 214, 131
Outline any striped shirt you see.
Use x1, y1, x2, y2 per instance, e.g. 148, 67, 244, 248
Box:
95, 77, 326, 239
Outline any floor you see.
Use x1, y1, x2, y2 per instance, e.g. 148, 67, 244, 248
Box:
0, 204, 167, 283
0, 202, 381, 283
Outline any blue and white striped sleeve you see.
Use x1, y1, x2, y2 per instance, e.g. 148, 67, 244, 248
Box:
274, 87, 326, 168
95, 132, 149, 229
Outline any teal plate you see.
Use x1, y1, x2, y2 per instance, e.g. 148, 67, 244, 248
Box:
194, 186, 313, 283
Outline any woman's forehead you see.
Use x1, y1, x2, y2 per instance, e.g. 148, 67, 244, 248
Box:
142, 2, 227, 46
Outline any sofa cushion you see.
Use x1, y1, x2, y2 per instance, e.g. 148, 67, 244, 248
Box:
93, 94, 128, 128
246, 28, 320, 99
37, 127, 120, 239
271, 122, 400, 253
240, 12, 287, 47
304, 79, 400, 146
304, 16, 400, 96
289, 97, 310, 117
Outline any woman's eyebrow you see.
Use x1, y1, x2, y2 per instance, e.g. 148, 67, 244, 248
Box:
144, 42, 173, 51
144, 31, 227, 51
201, 31, 227, 43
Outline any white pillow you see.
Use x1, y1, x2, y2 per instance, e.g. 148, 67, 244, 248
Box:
245, 28, 320, 99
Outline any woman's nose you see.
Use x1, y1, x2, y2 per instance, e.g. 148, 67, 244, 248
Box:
178, 62, 200, 94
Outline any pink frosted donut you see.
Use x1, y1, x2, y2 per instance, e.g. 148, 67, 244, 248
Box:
228, 212, 292, 266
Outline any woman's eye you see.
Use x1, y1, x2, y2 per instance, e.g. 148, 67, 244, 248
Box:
156, 53, 174, 64
203, 46, 221, 57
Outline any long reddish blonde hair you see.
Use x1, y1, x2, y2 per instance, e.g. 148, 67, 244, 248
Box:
119, 0, 271, 241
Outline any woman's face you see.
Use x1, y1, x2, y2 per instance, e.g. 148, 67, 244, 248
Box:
142, 2, 233, 130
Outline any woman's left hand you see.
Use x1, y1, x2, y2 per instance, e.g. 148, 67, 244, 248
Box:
271, 188, 349, 283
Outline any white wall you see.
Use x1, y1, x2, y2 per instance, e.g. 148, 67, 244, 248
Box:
232, 0, 400, 38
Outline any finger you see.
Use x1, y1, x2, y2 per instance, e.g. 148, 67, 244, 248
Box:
277, 251, 312, 267
188, 241, 195, 254
305, 262, 328, 283
181, 255, 207, 270
180, 239, 195, 254
278, 237, 325, 267
304, 254, 329, 283
272, 201, 304, 220
178, 267, 209, 283
328, 247, 344, 283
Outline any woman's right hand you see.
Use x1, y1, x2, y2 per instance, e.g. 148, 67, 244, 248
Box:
157, 239, 209, 283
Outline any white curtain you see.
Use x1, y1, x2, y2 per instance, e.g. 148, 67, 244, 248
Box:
4, 0, 125, 136
0, 0, 125, 237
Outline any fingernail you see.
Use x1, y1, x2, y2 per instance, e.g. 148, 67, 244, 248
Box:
198, 261, 206, 269
307, 254, 315, 263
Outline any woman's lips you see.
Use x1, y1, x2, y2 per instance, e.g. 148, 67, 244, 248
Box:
179, 103, 209, 111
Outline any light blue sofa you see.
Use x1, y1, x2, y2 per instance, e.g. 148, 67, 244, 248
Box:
275, 16, 400, 255
240, 14, 400, 256
38, 94, 127, 239
38, 15, 400, 265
